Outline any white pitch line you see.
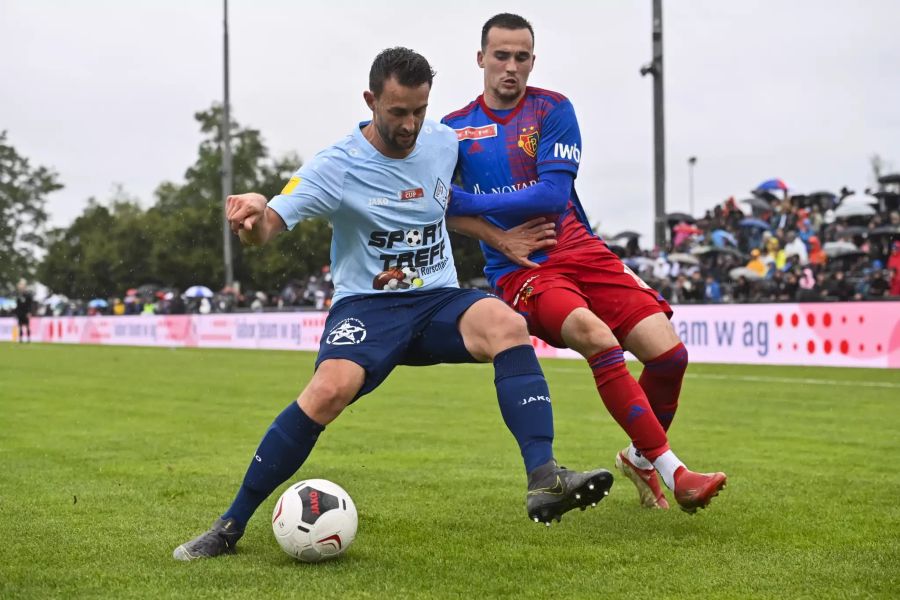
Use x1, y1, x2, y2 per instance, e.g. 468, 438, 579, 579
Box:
437, 363, 900, 390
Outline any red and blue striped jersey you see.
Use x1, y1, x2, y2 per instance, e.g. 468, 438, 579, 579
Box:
442, 87, 598, 286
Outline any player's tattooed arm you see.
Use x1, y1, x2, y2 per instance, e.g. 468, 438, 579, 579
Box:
226, 192, 287, 246
447, 216, 556, 268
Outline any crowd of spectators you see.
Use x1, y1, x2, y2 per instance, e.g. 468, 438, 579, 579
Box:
0, 267, 336, 318
4, 178, 900, 313
613, 177, 900, 304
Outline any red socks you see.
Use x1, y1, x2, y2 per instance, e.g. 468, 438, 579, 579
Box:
588, 347, 669, 461
638, 343, 688, 432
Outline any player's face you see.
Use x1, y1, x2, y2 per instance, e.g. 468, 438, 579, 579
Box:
478, 27, 535, 109
365, 76, 430, 158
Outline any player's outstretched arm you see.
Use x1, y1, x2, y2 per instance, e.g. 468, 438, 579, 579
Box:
226, 193, 287, 247
447, 216, 556, 268
448, 170, 574, 221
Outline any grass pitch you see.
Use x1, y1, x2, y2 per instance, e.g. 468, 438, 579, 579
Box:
1, 343, 898, 599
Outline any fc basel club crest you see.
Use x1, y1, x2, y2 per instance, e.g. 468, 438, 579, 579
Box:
517, 126, 539, 158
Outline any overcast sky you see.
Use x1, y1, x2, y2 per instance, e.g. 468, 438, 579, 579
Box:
2, 0, 899, 243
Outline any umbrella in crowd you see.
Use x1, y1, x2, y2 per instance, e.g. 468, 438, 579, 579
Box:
667, 253, 700, 265
88, 298, 109, 309
740, 197, 771, 211
728, 267, 763, 281
692, 245, 746, 259
711, 229, 738, 247
835, 225, 870, 238
840, 193, 880, 206
825, 251, 869, 268
755, 178, 788, 192
42, 293, 67, 307
738, 218, 772, 230
611, 230, 641, 241
823, 241, 858, 258
868, 225, 900, 238
877, 173, 900, 185
184, 285, 214, 298
751, 189, 780, 203
834, 203, 876, 218
666, 212, 695, 224
807, 190, 838, 205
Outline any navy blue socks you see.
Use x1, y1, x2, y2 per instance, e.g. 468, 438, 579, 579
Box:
493, 345, 555, 473
222, 401, 324, 528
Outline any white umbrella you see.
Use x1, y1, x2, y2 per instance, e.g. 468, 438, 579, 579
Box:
729, 267, 763, 281
668, 253, 700, 265
42, 293, 68, 306
839, 193, 879, 206
823, 241, 858, 258
834, 203, 876, 218
184, 285, 214, 298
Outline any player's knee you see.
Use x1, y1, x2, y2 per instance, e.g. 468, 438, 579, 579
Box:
582, 321, 619, 354
485, 308, 531, 351
300, 377, 354, 423
562, 310, 618, 356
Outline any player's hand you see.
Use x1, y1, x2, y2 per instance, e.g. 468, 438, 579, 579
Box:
494, 217, 557, 269
226, 193, 268, 244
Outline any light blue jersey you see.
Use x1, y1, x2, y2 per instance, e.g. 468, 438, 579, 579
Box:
269, 119, 460, 304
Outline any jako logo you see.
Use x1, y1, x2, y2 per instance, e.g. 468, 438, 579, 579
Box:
309, 490, 321, 515
520, 395, 551, 406
553, 142, 581, 163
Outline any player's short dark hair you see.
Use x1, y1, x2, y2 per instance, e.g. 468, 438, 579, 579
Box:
369, 47, 435, 97
481, 13, 534, 50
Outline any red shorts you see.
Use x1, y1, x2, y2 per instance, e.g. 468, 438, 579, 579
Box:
496, 245, 672, 347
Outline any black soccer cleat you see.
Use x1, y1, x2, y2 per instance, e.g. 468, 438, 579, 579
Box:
526, 459, 614, 526
173, 517, 244, 561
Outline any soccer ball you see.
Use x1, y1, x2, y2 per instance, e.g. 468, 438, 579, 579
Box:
272, 479, 358, 563
406, 229, 422, 246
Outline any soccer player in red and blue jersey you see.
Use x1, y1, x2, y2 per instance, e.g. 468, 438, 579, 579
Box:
442, 13, 726, 513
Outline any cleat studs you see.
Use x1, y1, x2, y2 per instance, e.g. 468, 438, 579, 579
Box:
591, 502, 597, 507
588, 484, 595, 490
575, 493, 581, 500
533, 517, 539, 523
545, 521, 551, 527
603, 490, 609, 496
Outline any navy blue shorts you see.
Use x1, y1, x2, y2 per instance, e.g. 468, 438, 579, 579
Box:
316, 287, 493, 399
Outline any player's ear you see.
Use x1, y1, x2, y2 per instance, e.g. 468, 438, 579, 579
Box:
476, 50, 485, 68
363, 90, 376, 111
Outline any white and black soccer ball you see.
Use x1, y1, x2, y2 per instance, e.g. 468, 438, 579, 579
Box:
406, 229, 423, 246
272, 479, 358, 563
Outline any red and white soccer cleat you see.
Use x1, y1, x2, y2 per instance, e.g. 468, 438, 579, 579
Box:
615, 449, 669, 509
673, 467, 727, 514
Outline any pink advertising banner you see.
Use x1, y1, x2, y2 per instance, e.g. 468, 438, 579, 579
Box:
3, 302, 898, 368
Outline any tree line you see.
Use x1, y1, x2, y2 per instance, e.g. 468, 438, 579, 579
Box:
1, 105, 486, 298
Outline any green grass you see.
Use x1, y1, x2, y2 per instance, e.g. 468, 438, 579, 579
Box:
1, 343, 898, 599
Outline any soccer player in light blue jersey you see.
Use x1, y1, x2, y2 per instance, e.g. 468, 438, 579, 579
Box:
443, 14, 727, 513
173, 47, 613, 561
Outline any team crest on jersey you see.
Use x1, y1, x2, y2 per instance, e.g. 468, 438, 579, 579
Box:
517, 126, 539, 158
326, 318, 367, 345
513, 274, 540, 308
